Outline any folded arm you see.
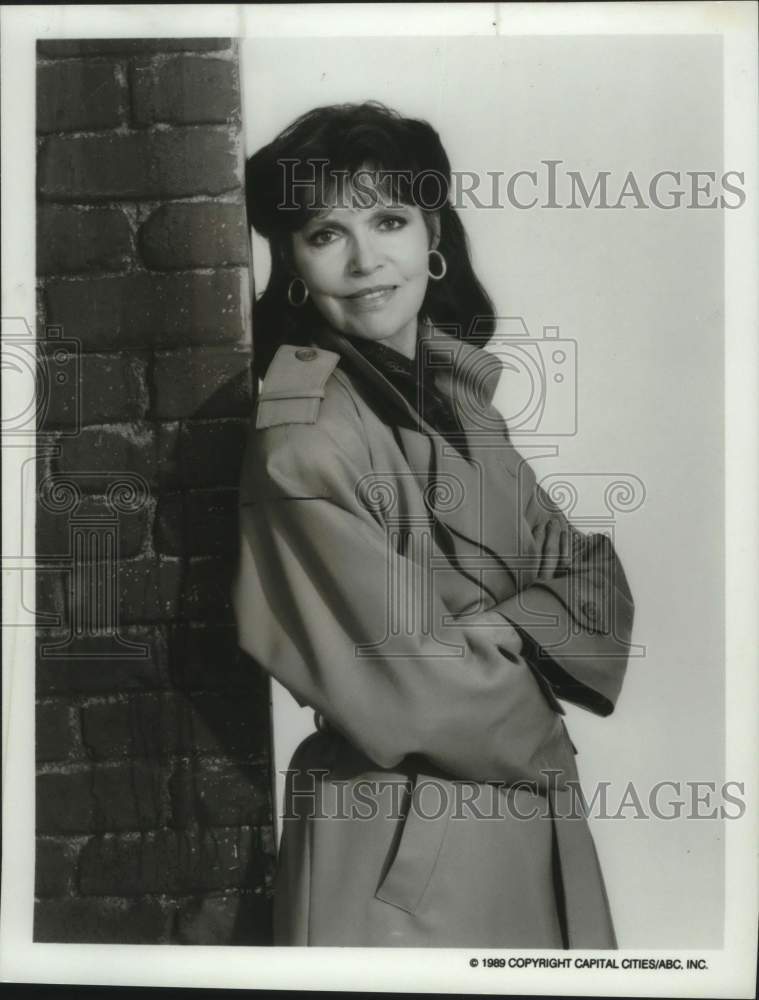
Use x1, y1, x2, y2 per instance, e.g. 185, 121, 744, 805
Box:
492, 483, 635, 716
233, 422, 574, 787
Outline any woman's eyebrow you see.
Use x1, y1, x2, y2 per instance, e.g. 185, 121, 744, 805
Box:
304, 201, 411, 227
303, 208, 341, 226
357, 190, 410, 208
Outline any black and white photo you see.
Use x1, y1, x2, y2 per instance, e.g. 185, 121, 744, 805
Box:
1, 3, 756, 995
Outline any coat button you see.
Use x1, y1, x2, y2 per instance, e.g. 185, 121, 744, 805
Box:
295, 348, 317, 362
580, 598, 598, 622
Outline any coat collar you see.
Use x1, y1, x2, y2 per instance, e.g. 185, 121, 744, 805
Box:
311, 321, 523, 586
312, 319, 502, 439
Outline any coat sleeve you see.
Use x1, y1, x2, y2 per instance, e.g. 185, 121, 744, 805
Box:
492, 474, 635, 717
232, 419, 575, 788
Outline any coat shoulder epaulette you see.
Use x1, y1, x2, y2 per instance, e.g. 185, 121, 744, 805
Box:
255, 344, 341, 430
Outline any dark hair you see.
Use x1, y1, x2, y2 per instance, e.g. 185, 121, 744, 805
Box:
245, 101, 496, 379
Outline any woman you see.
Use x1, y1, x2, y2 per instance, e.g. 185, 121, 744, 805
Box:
232, 102, 635, 948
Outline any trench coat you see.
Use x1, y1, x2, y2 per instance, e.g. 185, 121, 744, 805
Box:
232, 321, 635, 948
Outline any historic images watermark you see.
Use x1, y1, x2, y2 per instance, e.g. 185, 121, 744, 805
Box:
276, 160, 747, 211
279, 769, 746, 823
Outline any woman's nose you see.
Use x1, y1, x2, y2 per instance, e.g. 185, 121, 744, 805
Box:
347, 233, 380, 275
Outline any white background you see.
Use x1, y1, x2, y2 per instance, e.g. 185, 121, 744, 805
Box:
241, 33, 725, 949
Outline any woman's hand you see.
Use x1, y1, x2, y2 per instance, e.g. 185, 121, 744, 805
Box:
451, 608, 523, 661
532, 516, 573, 580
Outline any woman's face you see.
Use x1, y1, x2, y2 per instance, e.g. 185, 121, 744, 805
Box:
291, 186, 437, 358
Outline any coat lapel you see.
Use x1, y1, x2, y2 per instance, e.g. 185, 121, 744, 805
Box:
313, 324, 530, 585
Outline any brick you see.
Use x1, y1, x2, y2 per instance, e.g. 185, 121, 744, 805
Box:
45, 554, 181, 642
36, 701, 80, 763
140, 202, 248, 271
35, 325, 77, 385
37, 60, 125, 134
36, 288, 47, 333
179, 419, 248, 488
151, 346, 252, 420
35, 569, 67, 629
51, 421, 180, 493
155, 490, 237, 557
80, 692, 184, 761
79, 686, 263, 760
153, 348, 253, 420
39, 129, 240, 201
156, 422, 182, 492
117, 556, 184, 624
38, 349, 149, 429
170, 761, 270, 828
37, 39, 231, 57
36, 762, 167, 833
184, 690, 270, 758
133, 57, 239, 126
54, 424, 158, 489
259, 824, 277, 861
36, 630, 159, 680
166, 623, 266, 691
37, 205, 133, 275
43, 563, 159, 641
34, 896, 175, 944
153, 494, 185, 557
174, 892, 272, 945
37, 491, 150, 560
182, 557, 236, 623
44, 271, 246, 350
90, 762, 167, 831
36, 626, 167, 694
79, 684, 267, 762
79, 827, 262, 895
37, 771, 93, 833
35, 838, 79, 896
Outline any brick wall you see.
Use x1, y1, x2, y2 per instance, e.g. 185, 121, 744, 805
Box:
34, 38, 274, 944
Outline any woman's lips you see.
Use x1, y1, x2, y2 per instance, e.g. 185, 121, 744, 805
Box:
344, 285, 397, 310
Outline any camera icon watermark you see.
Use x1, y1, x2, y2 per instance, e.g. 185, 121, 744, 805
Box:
1, 317, 81, 438
419, 316, 577, 438
488, 319, 576, 436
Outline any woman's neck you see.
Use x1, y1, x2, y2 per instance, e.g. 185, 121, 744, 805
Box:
374, 316, 419, 360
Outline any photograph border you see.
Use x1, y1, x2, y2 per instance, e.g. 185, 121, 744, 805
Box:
1, 3, 757, 996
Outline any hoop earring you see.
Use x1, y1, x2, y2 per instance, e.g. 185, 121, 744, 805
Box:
287, 277, 309, 308
428, 249, 447, 281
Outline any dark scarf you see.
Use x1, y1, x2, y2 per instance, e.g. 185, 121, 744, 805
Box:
337, 334, 471, 460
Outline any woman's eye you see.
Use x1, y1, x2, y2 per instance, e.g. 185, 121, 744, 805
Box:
307, 228, 340, 247
377, 215, 407, 232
